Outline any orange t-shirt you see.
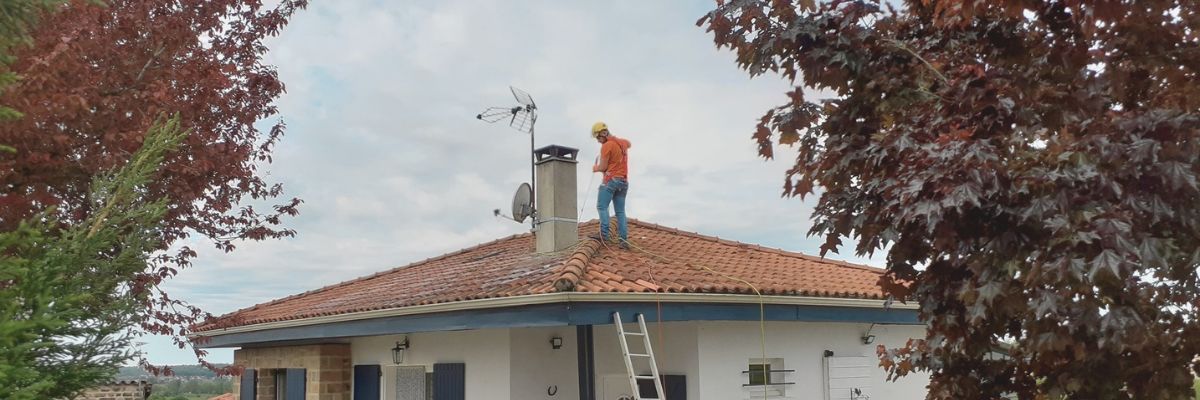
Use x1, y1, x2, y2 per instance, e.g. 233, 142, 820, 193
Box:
601, 136, 631, 183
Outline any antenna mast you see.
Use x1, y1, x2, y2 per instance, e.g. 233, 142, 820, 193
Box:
476, 86, 538, 230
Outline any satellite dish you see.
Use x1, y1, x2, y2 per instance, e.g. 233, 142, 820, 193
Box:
511, 183, 533, 223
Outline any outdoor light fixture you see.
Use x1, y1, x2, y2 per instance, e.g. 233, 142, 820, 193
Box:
862, 323, 877, 345
550, 336, 563, 350
392, 337, 410, 364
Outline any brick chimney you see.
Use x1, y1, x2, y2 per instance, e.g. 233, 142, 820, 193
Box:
533, 145, 579, 253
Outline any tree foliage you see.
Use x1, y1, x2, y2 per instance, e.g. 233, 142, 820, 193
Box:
144, 376, 233, 399
0, 0, 307, 373
0, 0, 71, 123
700, 0, 1200, 398
0, 115, 186, 400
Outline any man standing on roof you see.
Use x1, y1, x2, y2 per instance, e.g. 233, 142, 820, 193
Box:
590, 121, 632, 249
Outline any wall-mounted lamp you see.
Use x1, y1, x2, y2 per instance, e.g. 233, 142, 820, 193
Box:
392, 337, 410, 364
862, 323, 877, 345
550, 336, 563, 350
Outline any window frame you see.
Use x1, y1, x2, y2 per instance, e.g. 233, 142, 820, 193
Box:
274, 369, 287, 400
743, 358, 792, 398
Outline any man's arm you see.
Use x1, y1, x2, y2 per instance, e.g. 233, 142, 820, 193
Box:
593, 141, 612, 172
593, 154, 608, 172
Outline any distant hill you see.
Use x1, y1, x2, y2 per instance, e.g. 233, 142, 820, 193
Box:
118, 364, 229, 379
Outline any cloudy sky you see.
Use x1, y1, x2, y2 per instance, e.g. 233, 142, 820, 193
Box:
139, 1, 885, 365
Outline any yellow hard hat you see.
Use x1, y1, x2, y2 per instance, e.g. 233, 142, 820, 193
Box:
590, 121, 608, 138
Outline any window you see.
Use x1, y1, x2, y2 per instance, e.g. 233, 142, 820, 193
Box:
747, 363, 772, 386
275, 369, 287, 399
744, 358, 792, 398
275, 368, 306, 400
638, 374, 686, 400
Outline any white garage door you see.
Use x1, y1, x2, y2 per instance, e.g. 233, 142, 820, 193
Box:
826, 356, 874, 400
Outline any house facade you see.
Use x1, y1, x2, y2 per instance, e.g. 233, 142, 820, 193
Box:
193, 145, 929, 400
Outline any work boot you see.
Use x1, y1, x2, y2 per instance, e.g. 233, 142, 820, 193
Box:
618, 239, 631, 251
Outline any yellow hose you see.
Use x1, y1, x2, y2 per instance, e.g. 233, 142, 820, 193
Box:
625, 239, 769, 399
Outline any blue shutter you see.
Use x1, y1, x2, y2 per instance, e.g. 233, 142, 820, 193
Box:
353, 365, 381, 400
432, 363, 465, 400
286, 368, 306, 400
239, 369, 256, 400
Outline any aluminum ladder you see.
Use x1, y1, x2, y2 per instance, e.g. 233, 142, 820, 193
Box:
613, 312, 666, 400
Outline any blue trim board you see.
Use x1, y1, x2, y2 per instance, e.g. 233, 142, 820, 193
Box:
199, 301, 919, 348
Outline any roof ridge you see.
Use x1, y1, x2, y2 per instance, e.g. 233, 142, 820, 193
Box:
202, 231, 534, 323
624, 219, 885, 273
553, 239, 602, 292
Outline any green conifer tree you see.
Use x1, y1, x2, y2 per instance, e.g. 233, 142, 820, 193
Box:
0, 115, 187, 399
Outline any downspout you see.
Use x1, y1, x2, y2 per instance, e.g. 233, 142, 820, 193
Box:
577, 325, 596, 400
822, 350, 833, 400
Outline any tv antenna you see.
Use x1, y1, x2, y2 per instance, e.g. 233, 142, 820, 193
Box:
477, 86, 538, 229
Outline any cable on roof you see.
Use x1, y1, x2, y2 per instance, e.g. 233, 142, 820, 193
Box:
644, 248, 667, 365
579, 156, 598, 216
623, 238, 771, 400
535, 230, 595, 257
590, 224, 675, 393
581, 169, 768, 398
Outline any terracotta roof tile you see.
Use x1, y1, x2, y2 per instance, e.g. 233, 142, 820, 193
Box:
194, 219, 887, 332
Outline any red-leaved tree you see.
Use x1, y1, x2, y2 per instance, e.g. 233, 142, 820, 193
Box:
701, 0, 1199, 398
0, 0, 307, 374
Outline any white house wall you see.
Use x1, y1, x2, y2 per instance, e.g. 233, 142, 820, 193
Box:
591, 321, 701, 400
342, 321, 928, 400
695, 321, 930, 400
350, 328, 511, 400
508, 326, 580, 400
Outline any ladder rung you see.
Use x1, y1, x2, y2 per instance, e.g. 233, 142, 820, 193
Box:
634, 375, 657, 379
624, 331, 645, 336
628, 353, 651, 357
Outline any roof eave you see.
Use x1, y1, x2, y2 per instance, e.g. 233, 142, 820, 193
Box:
189, 292, 916, 340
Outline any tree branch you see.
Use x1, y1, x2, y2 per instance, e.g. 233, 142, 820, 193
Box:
886, 39, 949, 84
134, 45, 165, 83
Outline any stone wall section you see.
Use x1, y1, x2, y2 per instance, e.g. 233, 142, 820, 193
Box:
231, 343, 351, 400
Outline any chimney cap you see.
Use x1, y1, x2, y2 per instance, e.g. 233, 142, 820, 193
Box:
534, 145, 579, 164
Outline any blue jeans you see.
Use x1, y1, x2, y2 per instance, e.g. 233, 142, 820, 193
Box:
597, 178, 628, 242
